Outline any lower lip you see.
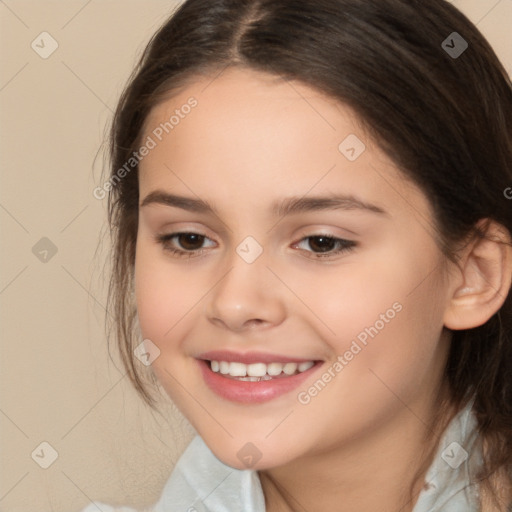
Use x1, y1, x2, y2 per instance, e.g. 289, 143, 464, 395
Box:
197, 359, 321, 403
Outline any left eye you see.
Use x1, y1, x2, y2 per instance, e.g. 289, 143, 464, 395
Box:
292, 235, 357, 259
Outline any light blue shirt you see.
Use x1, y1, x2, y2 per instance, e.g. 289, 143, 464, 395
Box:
83, 398, 482, 511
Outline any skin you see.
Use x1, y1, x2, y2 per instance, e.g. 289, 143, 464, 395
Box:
134, 67, 511, 511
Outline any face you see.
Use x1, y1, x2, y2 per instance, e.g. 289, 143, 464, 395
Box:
134, 67, 453, 471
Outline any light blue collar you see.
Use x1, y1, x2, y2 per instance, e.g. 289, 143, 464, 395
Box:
412, 396, 482, 511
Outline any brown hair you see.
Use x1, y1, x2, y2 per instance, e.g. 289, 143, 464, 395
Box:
103, 0, 512, 508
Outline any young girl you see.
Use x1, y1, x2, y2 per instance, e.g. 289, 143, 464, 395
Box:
85, 0, 512, 510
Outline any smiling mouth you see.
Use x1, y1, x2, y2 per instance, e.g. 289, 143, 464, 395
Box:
206, 359, 317, 381
198, 357, 322, 403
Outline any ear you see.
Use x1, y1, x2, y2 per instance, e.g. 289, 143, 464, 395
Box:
443, 219, 512, 330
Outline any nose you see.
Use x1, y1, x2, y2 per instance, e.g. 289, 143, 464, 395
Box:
204, 247, 286, 333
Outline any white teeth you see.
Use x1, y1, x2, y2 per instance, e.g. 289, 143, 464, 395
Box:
298, 361, 314, 372
267, 362, 284, 376
283, 362, 298, 375
229, 362, 247, 377
209, 360, 315, 378
247, 363, 267, 377
239, 375, 272, 382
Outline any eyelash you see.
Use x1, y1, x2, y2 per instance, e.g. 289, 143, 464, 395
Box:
154, 232, 357, 260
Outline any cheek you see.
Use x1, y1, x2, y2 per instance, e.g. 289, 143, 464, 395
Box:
134, 243, 205, 410
134, 240, 200, 347
286, 246, 416, 349
308, 241, 447, 394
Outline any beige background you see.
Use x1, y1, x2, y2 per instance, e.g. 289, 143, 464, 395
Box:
0, 1, 511, 511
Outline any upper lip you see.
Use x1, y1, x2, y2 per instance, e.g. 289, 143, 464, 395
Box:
197, 350, 320, 365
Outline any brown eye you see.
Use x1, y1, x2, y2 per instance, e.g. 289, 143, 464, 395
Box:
175, 233, 206, 251
307, 236, 338, 253
293, 234, 357, 259
155, 231, 215, 258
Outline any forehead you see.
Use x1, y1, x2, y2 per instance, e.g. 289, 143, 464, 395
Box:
141, 67, 357, 158
144, 66, 349, 129
138, 67, 430, 222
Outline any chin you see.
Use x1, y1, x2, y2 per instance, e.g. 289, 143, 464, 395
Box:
205, 436, 298, 472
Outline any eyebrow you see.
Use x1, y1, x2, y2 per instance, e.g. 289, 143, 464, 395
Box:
140, 191, 389, 217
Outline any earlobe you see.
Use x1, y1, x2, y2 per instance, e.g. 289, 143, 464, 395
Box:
443, 219, 512, 330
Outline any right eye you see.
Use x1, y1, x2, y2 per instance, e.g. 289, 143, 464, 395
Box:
155, 232, 216, 258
